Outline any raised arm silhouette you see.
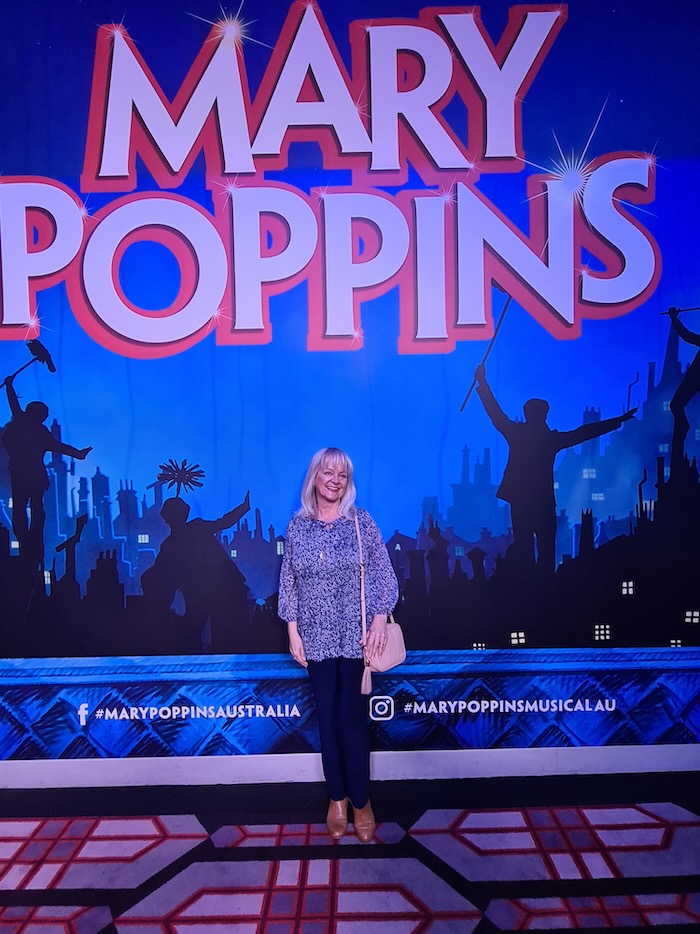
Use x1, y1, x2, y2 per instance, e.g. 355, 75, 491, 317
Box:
141, 491, 251, 653
474, 364, 636, 573
2, 374, 91, 568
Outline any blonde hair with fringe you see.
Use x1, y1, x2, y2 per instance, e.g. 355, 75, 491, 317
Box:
298, 447, 357, 519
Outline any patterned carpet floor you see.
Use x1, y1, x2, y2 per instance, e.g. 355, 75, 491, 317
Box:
0, 771, 697, 932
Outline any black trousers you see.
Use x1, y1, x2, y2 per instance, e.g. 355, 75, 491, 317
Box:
306, 657, 370, 808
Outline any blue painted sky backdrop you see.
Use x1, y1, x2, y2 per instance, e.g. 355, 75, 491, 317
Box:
1, 0, 698, 537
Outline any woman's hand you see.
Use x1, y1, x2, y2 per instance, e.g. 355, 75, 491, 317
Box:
365, 615, 388, 661
288, 621, 307, 667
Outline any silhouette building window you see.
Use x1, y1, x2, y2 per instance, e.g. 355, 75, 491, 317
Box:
455, 546, 464, 557
621, 581, 634, 595
472, 642, 486, 650
591, 492, 605, 502
10, 540, 19, 554
510, 631, 526, 645
662, 401, 670, 411
582, 468, 597, 479
594, 623, 611, 641
137, 533, 150, 544
671, 639, 682, 647
658, 443, 669, 454
553, 481, 559, 490
695, 429, 700, 441
7, 498, 12, 509
277, 541, 285, 556
685, 610, 699, 624
43, 570, 51, 587
394, 543, 401, 551
230, 549, 238, 558
664, 466, 671, 481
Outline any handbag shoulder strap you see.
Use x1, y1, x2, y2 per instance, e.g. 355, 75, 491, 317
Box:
353, 510, 367, 647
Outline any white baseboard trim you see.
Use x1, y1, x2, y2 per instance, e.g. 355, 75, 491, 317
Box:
0, 745, 698, 789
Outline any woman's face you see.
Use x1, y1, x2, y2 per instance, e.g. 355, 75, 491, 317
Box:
314, 460, 348, 508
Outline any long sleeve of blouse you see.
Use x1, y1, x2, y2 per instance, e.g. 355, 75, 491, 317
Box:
361, 511, 399, 618
278, 526, 298, 623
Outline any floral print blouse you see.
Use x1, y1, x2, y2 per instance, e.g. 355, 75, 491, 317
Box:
278, 508, 399, 661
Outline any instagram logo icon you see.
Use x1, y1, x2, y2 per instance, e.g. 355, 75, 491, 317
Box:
369, 696, 395, 721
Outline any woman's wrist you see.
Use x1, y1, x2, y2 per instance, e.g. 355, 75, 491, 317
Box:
369, 615, 388, 630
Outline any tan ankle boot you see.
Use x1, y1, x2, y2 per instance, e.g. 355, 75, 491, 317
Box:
326, 798, 348, 839
353, 800, 375, 843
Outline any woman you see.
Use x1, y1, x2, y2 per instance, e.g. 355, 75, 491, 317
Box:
278, 447, 399, 842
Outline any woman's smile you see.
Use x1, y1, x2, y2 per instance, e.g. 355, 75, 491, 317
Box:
315, 465, 348, 505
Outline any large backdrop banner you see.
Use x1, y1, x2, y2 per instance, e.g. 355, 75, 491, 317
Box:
0, 0, 698, 772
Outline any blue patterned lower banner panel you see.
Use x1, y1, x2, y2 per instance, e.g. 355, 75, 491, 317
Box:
0, 648, 698, 760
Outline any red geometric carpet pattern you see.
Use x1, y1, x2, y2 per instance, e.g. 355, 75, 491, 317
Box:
487, 893, 700, 929
0, 904, 112, 933
0, 815, 207, 890
409, 802, 700, 881
0, 802, 695, 931
117, 858, 481, 931
210, 821, 405, 847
